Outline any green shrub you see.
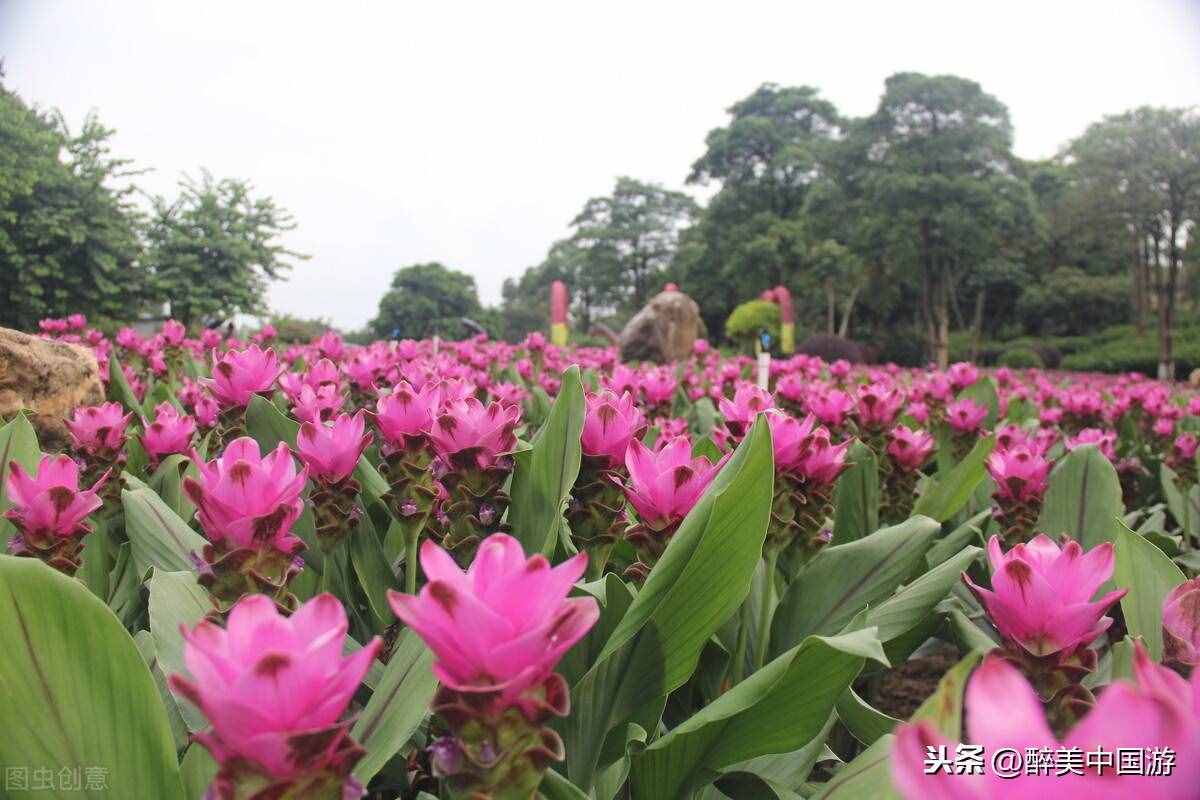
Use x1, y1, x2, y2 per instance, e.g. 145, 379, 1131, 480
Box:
1016, 267, 1132, 336
997, 347, 1043, 368
724, 300, 780, 350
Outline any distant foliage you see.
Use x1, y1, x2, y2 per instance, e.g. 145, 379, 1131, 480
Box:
0, 85, 149, 329
369, 262, 484, 340
724, 299, 780, 350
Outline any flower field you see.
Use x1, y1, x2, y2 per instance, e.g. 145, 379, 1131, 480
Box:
1, 315, 1198, 799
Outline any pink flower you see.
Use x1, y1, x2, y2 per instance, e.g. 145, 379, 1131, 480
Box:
169, 594, 380, 782
1163, 577, 1200, 667
766, 412, 850, 487
161, 319, 187, 347
1174, 433, 1198, 461
800, 430, 852, 487
807, 389, 854, 428
388, 534, 599, 713
66, 313, 87, 331
624, 436, 726, 531
639, 369, 678, 406
986, 445, 1052, 502
140, 402, 197, 464
888, 425, 935, 472
184, 438, 308, 555
1065, 428, 1117, 462
581, 390, 646, 467
946, 397, 989, 433
946, 361, 979, 391
856, 383, 904, 430
718, 383, 774, 439
428, 398, 520, 469
693, 339, 710, 355
65, 402, 133, 456
296, 411, 373, 485
204, 345, 282, 409
6, 454, 107, 541
892, 645, 1200, 799
906, 400, 930, 424
374, 381, 441, 453
963, 535, 1126, 657
290, 384, 345, 425
194, 395, 219, 429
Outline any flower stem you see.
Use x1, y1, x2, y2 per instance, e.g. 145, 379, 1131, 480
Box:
405, 528, 421, 595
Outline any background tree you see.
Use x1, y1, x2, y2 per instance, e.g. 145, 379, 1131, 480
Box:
144, 171, 303, 326
0, 83, 149, 330
1068, 107, 1200, 378
861, 72, 1035, 367
369, 262, 483, 340
678, 84, 842, 334
569, 176, 698, 310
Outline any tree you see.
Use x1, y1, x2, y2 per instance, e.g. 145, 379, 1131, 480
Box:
369, 262, 483, 340
861, 73, 1036, 367
678, 84, 842, 336
144, 171, 303, 326
1068, 107, 1200, 378
0, 83, 149, 330
569, 176, 698, 310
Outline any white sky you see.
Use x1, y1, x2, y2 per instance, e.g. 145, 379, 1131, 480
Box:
2, 0, 1199, 330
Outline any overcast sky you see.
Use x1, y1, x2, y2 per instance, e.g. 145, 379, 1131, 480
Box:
2, 1, 1199, 330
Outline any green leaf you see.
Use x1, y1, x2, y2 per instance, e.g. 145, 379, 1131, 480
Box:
107, 351, 145, 414
560, 416, 775, 789
810, 734, 897, 799
540, 769, 593, 800
629, 628, 887, 799
123, 485, 208, 576
347, 504, 397, 630
913, 436, 995, 522
831, 440, 879, 544
180, 743, 218, 800
508, 366, 585, 555
0, 556, 184, 798
925, 509, 989, 567
148, 453, 197, 522
1113, 522, 1186, 660
245, 393, 300, 450
1036, 444, 1124, 549
770, 516, 941, 657
864, 545, 982, 643
836, 687, 899, 746
1160, 463, 1200, 539
812, 649, 984, 799
148, 569, 213, 732
0, 412, 41, 544
351, 628, 437, 783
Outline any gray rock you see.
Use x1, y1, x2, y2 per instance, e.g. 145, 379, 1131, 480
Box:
0, 327, 105, 450
619, 289, 704, 363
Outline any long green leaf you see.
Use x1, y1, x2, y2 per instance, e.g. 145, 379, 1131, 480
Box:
770, 516, 941, 657
508, 365, 586, 555
630, 628, 887, 799
912, 436, 995, 522
123, 485, 208, 576
0, 556, 185, 798
832, 440, 878, 544
1113, 522, 1186, 660
0, 413, 41, 544
1036, 444, 1124, 549
351, 628, 437, 783
864, 545, 982, 643
560, 416, 774, 789
148, 570, 214, 732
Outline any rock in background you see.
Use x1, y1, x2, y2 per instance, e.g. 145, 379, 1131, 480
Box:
619, 286, 703, 363
0, 328, 104, 450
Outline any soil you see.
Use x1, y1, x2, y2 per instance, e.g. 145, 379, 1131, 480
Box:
866, 642, 961, 720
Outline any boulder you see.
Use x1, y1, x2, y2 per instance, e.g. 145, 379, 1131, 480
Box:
619, 289, 704, 363
0, 328, 105, 450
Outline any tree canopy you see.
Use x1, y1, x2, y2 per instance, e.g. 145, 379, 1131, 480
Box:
370, 262, 484, 340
